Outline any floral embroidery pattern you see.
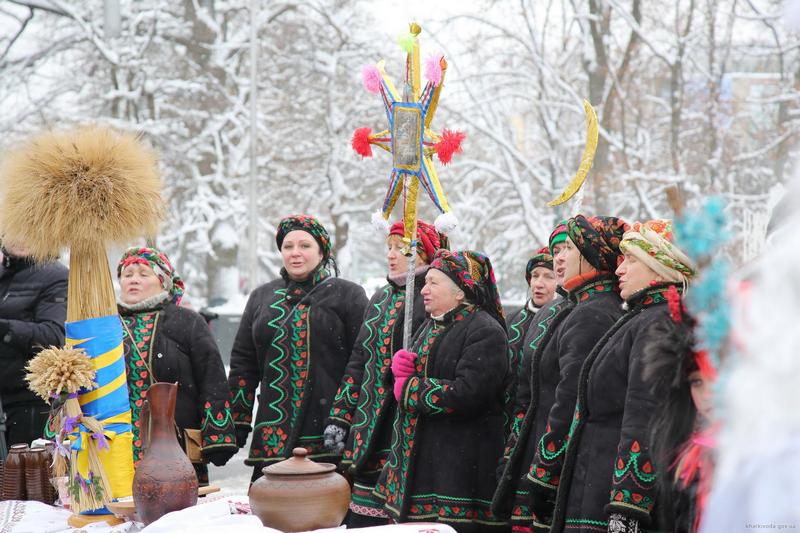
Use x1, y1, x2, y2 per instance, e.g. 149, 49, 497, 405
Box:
609, 440, 656, 514
375, 308, 471, 516
346, 289, 404, 467
200, 400, 236, 449
231, 377, 255, 426
122, 312, 156, 464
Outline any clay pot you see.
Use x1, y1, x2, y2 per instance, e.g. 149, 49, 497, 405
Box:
132, 382, 198, 525
249, 447, 350, 531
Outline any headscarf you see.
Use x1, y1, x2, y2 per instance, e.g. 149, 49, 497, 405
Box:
525, 246, 553, 284
430, 249, 505, 328
619, 219, 695, 285
117, 246, 185, 305
548, 220, 568, 255
276, 214, 332, 260
388, 220, 441, 263
566, 215, 629, 273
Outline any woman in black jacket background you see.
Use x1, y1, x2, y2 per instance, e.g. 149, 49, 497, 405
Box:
0, 240, 67, 447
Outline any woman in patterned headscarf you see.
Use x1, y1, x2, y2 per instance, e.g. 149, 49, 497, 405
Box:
497, 215, 629, 532
227, 214, 368, 481
373, 249, 510, 533
117, 246, 236, 486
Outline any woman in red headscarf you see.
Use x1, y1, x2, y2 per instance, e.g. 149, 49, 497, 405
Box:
324, 220, 441, 527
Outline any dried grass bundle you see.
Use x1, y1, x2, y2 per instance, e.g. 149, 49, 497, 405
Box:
0, 125, 164, 320
25, 347, 96, 400
0, 125, 163, 261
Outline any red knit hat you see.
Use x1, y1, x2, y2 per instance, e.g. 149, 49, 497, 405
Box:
389, 220, 440, 262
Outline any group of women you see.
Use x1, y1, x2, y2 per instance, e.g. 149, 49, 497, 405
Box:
111, 212, 710, 533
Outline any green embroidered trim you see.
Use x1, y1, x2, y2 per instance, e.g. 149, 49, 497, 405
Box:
399, 494, 502, 525
352, 288, 401, 428
565, 518, 608, 527
571, 277, 616, 303
288, 304, 311, 429
200, 400, 236, 448
230, 379, 255, 426
375, 308, 472, 513
251, 290, 316, 461
613, 441, 656, 484
231, 387, 254, 408
264, 288, 289, 425
508, 306, 530, 348
421, 378, 451, 415
201, 403, 233, 430
348, 288, 403, 464
122, 312, 157, 464
609, 491, 655, 514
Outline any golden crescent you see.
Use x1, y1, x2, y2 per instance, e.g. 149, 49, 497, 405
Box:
547, 99, 599, 207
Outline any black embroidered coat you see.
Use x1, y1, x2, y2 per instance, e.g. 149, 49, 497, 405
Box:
492, 294, 569, 521
499, 277, 624, 529
373, 306, 510, 533
325, 272, 427, 515
228, 274, 368, 474
549, 285, 680, 533
120, 301, 237, 467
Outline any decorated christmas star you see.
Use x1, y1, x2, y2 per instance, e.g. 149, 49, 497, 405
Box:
352, 22, 463, 245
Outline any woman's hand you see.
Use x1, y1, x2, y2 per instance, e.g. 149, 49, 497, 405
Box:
391, 349, 417, 378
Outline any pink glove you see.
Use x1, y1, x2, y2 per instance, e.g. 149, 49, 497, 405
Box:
393, 377, 408, 401
391, 349, 417, 379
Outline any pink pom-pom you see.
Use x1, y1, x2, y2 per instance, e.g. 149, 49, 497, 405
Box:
425, 55, 443, 86
435, 129, 465, 165
362, 65, 382, 94
352, 127, 373, 157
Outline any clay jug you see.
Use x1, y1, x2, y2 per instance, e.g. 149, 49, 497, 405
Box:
132, 382, 198, 525
249, 447, 350, 531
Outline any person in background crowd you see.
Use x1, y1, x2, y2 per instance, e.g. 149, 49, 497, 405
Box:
549, 220, 694, 533
0, 240, 67, 448
117, 246, 236, 485
228, 214, 368, 481
373, 249, 510, 533
324, 220, 440, 527
503, 246, 557, 430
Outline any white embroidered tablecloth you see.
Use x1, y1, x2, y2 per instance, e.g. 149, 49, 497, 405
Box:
0, 498, 456, 533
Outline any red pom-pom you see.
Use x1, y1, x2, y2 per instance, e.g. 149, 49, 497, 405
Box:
352, 127, 373, 157
435, 129, 465, 165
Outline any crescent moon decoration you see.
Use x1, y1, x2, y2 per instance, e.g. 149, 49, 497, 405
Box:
547, 99, 599, 207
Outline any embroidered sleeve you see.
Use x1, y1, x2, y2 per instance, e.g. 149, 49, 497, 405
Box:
227, 292, 260, 434
200, 400, 237, 451
527, 313, 598, 491
328, 374, 361, 427
186, 312, 238, 452
402, 323, 508, 416
605, 331, 660, 522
